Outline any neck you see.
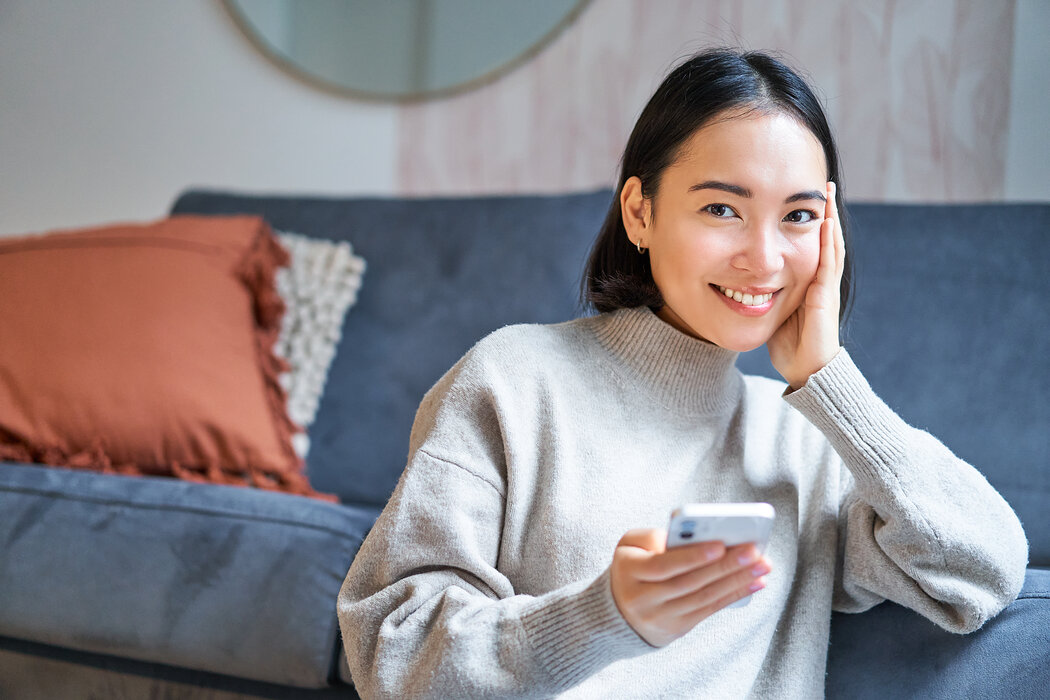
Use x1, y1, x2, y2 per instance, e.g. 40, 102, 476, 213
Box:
656, 304, 711, 344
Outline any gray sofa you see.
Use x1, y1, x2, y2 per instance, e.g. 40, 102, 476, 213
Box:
1, 189, 1047, 699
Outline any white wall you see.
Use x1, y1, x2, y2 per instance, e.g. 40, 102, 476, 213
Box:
1, 0, 1046, 238
0, 0, 398, 237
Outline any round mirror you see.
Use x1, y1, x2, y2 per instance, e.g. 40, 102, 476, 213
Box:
222, 0, 591, 102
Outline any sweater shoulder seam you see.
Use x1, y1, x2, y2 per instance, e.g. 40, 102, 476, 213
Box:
417, 447, 506, 499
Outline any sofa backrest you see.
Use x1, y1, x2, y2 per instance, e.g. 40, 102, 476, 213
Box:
171, 191, 1049, 565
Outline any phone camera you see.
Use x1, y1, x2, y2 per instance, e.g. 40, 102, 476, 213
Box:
680, 520, 696, 539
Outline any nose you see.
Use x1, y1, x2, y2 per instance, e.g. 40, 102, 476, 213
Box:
731, 220, 783, 276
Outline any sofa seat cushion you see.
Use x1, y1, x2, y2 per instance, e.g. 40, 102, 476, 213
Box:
826, 567, 1050, 698
0, 462, 379, 688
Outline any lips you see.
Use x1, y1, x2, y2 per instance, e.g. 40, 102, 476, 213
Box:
715, 285, 776, 307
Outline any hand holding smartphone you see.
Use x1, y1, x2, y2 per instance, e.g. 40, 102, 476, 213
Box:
609, 502, 776, 646
666, 502, 775, 608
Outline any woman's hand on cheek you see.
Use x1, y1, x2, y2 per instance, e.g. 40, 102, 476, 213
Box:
767, 181, 845, 390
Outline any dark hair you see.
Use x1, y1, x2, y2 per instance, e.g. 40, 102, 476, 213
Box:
582, 48, 853, 326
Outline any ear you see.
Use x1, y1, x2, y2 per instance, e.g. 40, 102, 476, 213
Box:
620, 176, 651, 248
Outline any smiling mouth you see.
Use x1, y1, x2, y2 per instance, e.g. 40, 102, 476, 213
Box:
714, 285, 777, 307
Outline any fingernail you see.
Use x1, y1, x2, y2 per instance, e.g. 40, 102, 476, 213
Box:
737, 550, 757, 565
704, 546, 722, 561
749, 579, 766, 593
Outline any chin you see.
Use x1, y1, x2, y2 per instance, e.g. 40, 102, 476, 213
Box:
707, 327, 774, 353
715, 337, 768, 353
661, 304, 776, 352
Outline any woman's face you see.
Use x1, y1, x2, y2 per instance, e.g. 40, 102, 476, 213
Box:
625, 110, 829, 352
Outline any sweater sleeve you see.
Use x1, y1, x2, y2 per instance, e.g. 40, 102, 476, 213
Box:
337, 350, 651, 699
784, 350, 1029, 633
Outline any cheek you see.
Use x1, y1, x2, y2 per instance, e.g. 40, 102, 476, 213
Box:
651, 227, 715, 281
791, 234, 821, 280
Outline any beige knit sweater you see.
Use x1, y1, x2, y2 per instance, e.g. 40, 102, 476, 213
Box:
338, 307, 1027, 699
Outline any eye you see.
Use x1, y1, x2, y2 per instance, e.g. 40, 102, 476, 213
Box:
703, 203, 738, 219
783, 209, 819, 224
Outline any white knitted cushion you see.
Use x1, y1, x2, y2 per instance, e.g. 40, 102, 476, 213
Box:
274, 231, 365, 458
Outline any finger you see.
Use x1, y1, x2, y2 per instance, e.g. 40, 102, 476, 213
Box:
632, 541, 727, 583
835, 211, 845, 280
813, 183, 837, 288
665, 556, 771, 616
821, 215, 836, 280
825, 180, 838, 221
651, 546, 765, 604
616, 530, 726, 582
809, 216, 837, 305
827, 181, 845, 278
679, 576, 768, 627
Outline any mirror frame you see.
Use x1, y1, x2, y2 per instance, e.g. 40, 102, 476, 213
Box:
220, 0, 593, 103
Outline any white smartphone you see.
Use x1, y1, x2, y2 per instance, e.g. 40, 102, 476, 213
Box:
666, 502, 776, 608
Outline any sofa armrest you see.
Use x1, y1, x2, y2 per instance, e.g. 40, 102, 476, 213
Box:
0, 462, 379, 688
826, 568, 1050, 698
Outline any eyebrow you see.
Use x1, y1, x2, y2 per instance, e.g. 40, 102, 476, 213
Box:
689, 180, 826, 204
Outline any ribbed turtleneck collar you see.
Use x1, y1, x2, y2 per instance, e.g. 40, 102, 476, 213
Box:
590, 306, 743, 415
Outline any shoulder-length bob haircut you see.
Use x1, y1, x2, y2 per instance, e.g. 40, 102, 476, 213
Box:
582, 48, 853, 324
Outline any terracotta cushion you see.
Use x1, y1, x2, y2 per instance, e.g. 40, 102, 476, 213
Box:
0, 215, 333, 500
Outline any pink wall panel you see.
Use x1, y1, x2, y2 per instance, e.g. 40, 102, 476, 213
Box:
396, 0, 1015, 202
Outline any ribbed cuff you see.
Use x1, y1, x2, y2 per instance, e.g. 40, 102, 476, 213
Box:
519, 567, 652, 692
784, 350, 911, 487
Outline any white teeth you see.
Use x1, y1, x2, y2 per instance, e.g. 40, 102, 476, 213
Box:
718, 286, 774, 306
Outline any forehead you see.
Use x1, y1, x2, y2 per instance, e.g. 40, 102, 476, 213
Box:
667, 110, 827, 186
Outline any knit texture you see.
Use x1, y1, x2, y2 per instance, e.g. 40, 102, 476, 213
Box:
339, 307, 1027, 699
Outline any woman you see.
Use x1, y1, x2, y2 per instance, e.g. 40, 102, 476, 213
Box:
338, 49, 1027, 698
